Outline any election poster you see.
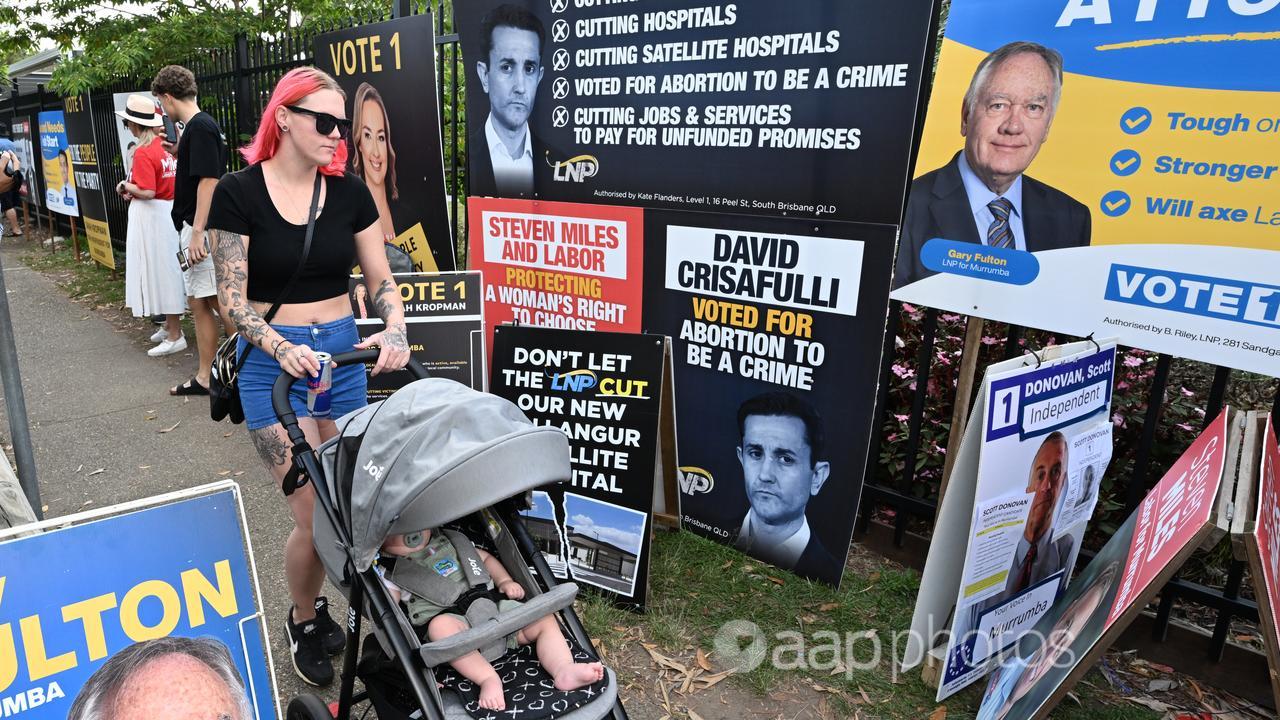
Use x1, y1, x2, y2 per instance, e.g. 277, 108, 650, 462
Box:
490, 325, 667, 609
0, 482, 278, 720
642, 210, 894, 587
977, 410, 1232, 720
1244, 415, 1280, 709
37, 110, 77, 217
348, 271, 485, 399
891, 1, 1280, 377
316, 13, 456, 273
10, 117, 41, 208
468, 197, 644, 354
111, 91, 155, 179
62, 94, 115, 269
935, 341, 1116, 699
455, 0, 937, 224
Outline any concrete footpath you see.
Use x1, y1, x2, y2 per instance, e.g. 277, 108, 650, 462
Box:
0, 237, 324, 708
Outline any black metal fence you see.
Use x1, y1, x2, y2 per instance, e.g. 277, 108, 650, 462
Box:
4, 0, 1280, 693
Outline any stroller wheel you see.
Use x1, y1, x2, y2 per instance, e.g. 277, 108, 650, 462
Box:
286, 693, 334, 720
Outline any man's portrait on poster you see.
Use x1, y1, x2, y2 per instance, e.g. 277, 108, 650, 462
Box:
895, 41, 1091, 289
470, 3, 556, 198
731, 391, 839, 580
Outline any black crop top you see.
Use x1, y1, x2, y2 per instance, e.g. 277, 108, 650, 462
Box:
207, 164, 380, 303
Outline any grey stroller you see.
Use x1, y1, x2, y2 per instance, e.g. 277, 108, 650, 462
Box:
272, 350, 626, 720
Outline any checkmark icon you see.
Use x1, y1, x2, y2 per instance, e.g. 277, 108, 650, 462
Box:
1110, 149, 1141, 176
1121, 107, 1152, 135
1100, 190, 1132, 217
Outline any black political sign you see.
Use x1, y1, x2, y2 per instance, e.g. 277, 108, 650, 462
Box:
349, 271, 485, 399
642, 210, 895, 587
317, 13, 456, 272
455, 0, 936, 224
490, 325, 665, 610
65, 94, 115, 269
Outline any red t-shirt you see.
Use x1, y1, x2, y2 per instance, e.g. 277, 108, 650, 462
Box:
130, 140, 177, 201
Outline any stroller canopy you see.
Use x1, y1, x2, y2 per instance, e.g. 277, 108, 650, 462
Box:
316, 378, 571, 572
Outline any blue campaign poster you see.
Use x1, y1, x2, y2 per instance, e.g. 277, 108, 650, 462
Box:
0, 488, 276, 719
35, 110, 78, 217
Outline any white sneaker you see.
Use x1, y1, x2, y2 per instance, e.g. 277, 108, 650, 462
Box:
150, 328, 168, 342
148, 335, 188, 357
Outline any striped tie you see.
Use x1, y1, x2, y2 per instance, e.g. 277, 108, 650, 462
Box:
987, 197, 1015, 250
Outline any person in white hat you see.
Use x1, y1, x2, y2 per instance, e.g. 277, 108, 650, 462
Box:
115, 94, 190, 360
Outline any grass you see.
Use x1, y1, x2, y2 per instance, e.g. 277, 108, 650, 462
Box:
22, 244, 127, 310
578, 529, 1157, 720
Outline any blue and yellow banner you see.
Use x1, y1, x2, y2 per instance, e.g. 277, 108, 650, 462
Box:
0, 488, 276, 719
893, 1, 1280, 376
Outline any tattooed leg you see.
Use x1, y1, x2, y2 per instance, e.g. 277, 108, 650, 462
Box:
250, 425, 290, 469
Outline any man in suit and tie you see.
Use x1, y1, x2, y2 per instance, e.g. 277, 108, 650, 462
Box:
732, 391, 839, 583
997, 431, 1075, 601
469, 4, 555, 198
894, 41, 1091, 289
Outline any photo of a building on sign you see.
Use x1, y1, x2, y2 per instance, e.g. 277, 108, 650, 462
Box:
563, 493, 646, 597
521, 490, 568, 578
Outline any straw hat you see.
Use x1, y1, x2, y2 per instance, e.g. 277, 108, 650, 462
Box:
114, 94, 164, 127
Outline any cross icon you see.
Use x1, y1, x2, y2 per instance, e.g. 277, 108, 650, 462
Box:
552, 77, 569, 99
505, 707, 525, 718
552, 20, 570, 43
549, 0, 567, 13
553, 49, 570, 72
519, 681, 536, 691
552, 107, 569, 128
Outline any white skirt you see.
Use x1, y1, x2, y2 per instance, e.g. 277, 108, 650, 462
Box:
124, 198, 188, 316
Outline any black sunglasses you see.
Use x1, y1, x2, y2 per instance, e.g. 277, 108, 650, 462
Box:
285, 105, 352, 138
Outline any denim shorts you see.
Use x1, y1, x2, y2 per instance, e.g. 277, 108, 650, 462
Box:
237, 315, 368, 430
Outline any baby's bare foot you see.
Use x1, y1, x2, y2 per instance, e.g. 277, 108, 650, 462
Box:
478, 676, 506, 711
553, 662, 604, 691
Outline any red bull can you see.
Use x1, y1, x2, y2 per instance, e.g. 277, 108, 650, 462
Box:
307, 351, 333, 418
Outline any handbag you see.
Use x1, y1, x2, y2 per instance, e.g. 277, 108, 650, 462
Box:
210, 172, 322, 423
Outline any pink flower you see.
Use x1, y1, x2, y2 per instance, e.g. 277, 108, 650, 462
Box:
1113, 413, 1126, 428
981, 335, 1000, 346
1123, 356, 1143, 368
1117, 381, 1129, 390
1177, 423, 1195, 432
891, 363, 915, 379
902, 303, 917, 314
1180, 387, 1194, 397
894, 414, 910, 423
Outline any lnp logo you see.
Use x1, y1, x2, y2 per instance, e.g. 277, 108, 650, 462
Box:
679, 466, 715, 495
549, 368, 597, 392
549, 153, 600, 183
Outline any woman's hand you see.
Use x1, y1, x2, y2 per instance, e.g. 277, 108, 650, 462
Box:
498, 579, 525, 600
274, 341, 321, 379
354, 322, 410, 376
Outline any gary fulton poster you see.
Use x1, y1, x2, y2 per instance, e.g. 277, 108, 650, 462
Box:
455, 0, 936, 224
643, 211, 896, 588
316, 13, 456, 273
0, 486, 277, 720
891, 0, 1280, 377
490, 325, 665, 609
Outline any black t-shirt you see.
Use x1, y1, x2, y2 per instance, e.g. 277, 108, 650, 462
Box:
207, 164, 380, 303
172, 111, 228, 231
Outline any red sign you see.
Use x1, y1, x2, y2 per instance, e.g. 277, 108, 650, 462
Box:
1256, 418, 1280, 653
468, 198, 645, 355
1107, 411, 1229, 627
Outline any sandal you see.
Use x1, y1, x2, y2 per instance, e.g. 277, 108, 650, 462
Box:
170, 377, 209, 396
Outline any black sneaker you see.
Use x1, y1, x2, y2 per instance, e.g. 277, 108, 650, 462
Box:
313, 596, 347, 656
285, 607, 335, 687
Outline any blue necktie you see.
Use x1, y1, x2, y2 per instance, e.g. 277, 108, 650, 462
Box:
987, 197, 1015, 250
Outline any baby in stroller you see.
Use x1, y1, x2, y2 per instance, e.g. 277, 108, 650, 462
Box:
379, 528, 605, 711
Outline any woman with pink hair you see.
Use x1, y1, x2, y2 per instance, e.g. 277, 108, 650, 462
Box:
206, 66, 410, 687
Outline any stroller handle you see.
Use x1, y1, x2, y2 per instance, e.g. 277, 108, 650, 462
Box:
272, 349, 429, 431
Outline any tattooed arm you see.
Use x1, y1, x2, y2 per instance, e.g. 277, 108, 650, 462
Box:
211, 228, 319, 378
352, 222, 410, 375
